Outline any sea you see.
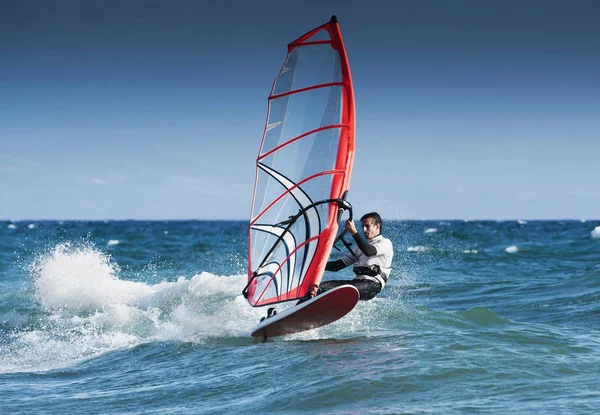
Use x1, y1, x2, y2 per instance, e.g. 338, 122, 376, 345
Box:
1, 219, 599, 414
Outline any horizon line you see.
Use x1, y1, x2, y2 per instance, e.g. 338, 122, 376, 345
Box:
2, 218, 598, 222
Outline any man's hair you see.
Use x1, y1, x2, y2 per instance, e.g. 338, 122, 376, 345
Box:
360, 212, 382, 232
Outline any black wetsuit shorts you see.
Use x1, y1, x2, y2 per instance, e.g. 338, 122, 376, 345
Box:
319, 279, 381, 301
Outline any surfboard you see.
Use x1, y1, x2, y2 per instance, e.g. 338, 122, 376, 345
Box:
251, 284, 359, 340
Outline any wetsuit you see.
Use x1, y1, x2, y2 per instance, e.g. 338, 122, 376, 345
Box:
320, 233, 393, 300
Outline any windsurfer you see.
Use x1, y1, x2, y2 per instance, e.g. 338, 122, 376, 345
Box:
319, 212, 393, 300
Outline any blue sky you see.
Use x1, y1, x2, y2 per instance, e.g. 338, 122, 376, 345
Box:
1, 0, 599, 220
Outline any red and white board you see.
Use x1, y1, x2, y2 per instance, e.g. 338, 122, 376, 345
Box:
251, 285, 359, 340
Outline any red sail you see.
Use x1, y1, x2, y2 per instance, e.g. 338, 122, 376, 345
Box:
246, 16, 355, 307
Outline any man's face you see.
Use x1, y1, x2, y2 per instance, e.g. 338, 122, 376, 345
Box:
361, 218, 380, 239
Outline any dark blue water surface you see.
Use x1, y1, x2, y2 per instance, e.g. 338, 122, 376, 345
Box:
1, 220, 599, 414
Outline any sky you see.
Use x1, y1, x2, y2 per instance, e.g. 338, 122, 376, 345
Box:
1, 0, 599, 220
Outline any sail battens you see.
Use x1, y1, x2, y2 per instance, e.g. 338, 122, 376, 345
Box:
250, 167, 348, 226
291, 40, 332, 47
257, 124, 348, 160
269, 82, 345, 100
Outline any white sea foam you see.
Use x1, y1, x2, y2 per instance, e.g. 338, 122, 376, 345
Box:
8, 224, 17, 229
28, 223, 35, 229
0, 243, 268, 374
407, 246, 429, 252
424, 228, 437, 234
505, 246, 518, 254
463, 249, 479, 254
591, 226, 600, 239
2, 238, 395, 373
107, 239, 120, 246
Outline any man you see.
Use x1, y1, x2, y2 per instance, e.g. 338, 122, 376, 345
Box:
319, 212, 393, 300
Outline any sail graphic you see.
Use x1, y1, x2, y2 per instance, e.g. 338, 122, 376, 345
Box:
245, 16, 355, 307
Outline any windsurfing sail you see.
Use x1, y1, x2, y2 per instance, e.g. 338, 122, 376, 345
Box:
244, 15, 355, 307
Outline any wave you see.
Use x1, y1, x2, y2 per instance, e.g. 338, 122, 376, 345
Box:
0, 243, 265, 374
2, 241, 403, 373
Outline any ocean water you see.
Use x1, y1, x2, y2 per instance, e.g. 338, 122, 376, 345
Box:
1, 219, 599, 414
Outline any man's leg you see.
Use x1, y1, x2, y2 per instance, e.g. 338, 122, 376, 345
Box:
319, 279, 381, 301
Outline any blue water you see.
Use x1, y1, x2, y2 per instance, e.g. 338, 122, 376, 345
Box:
1, 219, 599, 413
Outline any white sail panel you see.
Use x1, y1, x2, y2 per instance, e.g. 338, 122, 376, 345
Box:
260, 85, 343, 158
273, 41, 342, 96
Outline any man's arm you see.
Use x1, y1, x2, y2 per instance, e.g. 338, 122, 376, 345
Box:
352, 233, 377, 256
345, 220, 377, 256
